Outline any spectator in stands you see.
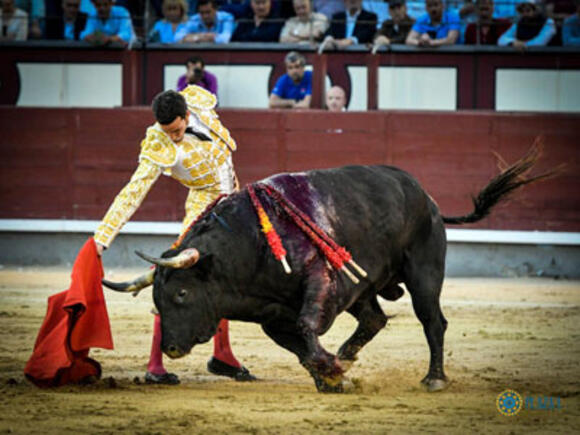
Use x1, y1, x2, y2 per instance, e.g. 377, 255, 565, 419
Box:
562, 0, 580, 45
231, 0, 282, 41
81, 0, 135, 46
15, 0, 42, 38
279, 0, 328, 43
45, 0, 87, 40
374, 0, 414, 46
175, 0, 234, 43
405, 0, 460, 46
325, 85, 347, 111
148, 0, 187, 43
322, 0, 378, 48
0, 0, 28, 40
176, 55, 218, 94
464, 0, 511, 44
269, 51, 312, 108
498, 0, 556, 48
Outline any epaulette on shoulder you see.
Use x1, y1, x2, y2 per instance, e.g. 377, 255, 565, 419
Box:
180, 85, 217, 110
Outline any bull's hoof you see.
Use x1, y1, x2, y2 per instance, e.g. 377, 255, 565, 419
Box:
421, 376, 449, 392
314, 377, 344, 393
338, 358, 356, 373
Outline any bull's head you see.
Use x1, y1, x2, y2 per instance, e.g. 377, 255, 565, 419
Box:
102, 247, 221, 359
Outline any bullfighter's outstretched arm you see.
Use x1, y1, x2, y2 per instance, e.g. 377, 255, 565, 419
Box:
94, 159, 162, 248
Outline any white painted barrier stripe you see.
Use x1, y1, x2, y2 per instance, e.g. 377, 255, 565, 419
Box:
0, 219, 181, 235
445, 229, 580, 245
0, 219, 579, 246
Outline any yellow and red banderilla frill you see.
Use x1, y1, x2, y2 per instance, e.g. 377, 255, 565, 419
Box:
247, 184, 291, 274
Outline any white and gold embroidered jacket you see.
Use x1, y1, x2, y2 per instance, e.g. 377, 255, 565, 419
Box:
94, 85, 237, 248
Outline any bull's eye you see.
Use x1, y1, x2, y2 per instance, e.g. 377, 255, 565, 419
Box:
178, 289, 188, 298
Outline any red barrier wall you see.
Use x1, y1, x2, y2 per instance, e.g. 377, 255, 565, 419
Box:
1, 107, 578, 232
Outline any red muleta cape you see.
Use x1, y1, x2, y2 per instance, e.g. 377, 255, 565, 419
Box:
24, 237, 114, 387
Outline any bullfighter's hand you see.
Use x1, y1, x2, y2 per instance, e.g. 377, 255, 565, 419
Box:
95, 241, 106, 257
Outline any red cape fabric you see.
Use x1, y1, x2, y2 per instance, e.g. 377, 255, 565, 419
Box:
24, 238, 114, 387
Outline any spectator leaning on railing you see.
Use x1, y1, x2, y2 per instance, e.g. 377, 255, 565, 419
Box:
464, 0, 511, 44
406, 0, 460, 47
45, 0, 88, 40
279, 0, 328, 43
148, 0, 188, 43
231, 0, 283, 42
80, 0, 135, 46
322, 0, 378, 48
269, 51, 312, 108
562, 0, 580, 45
175, 0, 234, 43
374, 0, 415, 47
0, 0, 28, 40
498, 0, 556, 48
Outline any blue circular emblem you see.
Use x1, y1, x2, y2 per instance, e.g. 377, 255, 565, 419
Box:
496, 390, 523, 416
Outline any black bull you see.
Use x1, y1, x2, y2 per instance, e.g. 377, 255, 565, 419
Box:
104, 145, 552, 393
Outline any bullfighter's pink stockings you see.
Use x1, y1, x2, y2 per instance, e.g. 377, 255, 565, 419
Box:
148, 316, 240, 373
212, 319, 241, 368
147, 314, 165, 375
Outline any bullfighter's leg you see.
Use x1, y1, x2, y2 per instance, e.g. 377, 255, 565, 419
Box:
208, 319, 256, 381
337, 296, 388, 372
403, 222, 449, 392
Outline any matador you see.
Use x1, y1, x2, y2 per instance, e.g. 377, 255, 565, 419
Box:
94, 85, 255, 384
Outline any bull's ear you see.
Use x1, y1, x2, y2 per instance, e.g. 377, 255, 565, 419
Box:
193, 253, 214, 281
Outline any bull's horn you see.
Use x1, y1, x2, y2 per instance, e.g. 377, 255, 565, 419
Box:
136, 248, 200, 269
102, 269, 154, 293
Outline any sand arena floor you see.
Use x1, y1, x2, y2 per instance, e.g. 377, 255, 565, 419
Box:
0, 267, 578, 434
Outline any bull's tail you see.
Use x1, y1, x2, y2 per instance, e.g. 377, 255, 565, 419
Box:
442, 138, 561, 225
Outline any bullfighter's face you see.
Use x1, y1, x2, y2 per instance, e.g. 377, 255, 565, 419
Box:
160, 111, 189, 143
153, 265, 220, 359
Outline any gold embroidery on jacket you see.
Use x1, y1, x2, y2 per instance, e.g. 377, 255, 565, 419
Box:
95, 85, 236, 248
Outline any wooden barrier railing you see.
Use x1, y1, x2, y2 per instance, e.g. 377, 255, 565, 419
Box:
0, 106, 578, 232
1, 42, 579, 109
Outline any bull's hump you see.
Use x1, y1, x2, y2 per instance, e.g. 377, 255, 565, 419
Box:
264, 173, 334, 235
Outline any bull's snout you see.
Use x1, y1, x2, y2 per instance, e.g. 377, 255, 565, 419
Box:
164, 344, 186, 359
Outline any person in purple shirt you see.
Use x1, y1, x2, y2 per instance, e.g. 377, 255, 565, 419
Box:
406, 0, 460, 46
176, 56, 218, 95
